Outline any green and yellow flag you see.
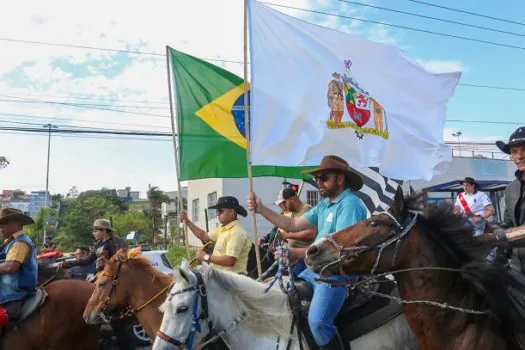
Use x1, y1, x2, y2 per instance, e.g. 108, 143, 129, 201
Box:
169, 47, 314, 180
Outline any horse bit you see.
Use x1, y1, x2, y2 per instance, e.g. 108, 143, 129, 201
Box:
156, 270, 248, 350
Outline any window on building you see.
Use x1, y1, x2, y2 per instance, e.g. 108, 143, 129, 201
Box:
207, 192, 218, 217
192, 199, 200, 223
306, 190, 319, 207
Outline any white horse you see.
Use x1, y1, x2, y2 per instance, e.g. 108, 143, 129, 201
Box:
153, 260, 419, 350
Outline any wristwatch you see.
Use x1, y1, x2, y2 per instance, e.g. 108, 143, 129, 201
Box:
203, 254, 211, 263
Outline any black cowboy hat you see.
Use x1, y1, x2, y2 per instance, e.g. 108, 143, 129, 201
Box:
208, 196, 248, 217
496, 126, 525, 154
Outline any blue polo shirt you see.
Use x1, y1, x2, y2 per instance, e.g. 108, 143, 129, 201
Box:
303, 189, 367, 241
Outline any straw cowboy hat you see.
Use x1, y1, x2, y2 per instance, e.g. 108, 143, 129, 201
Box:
302, 155, 363, 191
0, 207, 35, 226
92, 219, 113, 231
496, 126, 525, 154
208, 196, 248, 217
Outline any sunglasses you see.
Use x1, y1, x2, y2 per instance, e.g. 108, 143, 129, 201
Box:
314, 173, 336, 183
93, 228, 106, 232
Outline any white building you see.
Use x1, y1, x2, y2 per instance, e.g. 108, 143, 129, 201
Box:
186, 154, 517, 246
186, 177, 318, 246
9, 200, 30, 215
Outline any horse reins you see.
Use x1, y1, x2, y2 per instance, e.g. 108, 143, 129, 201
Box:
316, 210, 492, 316
99, 260, 171, 322
319, 210, 419, 279
156, 270, 215, 349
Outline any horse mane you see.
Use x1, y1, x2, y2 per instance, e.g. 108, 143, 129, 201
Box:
107, 251, 173, 286
199, 265, 293, 339
391, 194, 525, 335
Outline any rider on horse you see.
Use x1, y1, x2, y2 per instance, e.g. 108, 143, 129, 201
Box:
248, 155, 367, 350
0, 208, 37, 325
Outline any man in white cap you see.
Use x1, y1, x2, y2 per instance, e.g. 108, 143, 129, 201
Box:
274, 187, 316, 276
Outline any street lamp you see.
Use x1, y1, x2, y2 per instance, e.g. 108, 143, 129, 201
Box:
452, 131, 462, 157
43, 124, 58, 246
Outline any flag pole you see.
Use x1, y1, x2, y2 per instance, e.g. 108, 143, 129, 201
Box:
165, 45, 192, 261
244, 0, 262, 277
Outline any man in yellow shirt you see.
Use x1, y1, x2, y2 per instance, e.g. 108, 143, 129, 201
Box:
0, 208, 38, 323
180, 196, 251, 274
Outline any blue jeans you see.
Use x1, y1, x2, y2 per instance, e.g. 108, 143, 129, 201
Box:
292, 259, 307, 278
299, 268, 354, 346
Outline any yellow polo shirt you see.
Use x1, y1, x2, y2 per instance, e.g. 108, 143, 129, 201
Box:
208, 220, 251, 274
2, 231, 31, 264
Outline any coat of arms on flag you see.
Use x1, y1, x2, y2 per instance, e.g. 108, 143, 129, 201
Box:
327, 59, 389, 140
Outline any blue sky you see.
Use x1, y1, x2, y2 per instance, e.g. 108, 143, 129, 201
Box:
0, 0, 523, 194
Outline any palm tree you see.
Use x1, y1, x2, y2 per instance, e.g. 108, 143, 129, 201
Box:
147, 186, 171, 244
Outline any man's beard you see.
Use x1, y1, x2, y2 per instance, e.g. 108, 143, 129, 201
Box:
320, 186, 339, 198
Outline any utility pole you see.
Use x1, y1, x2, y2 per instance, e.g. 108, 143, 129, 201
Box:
452, 131, 462, 157
43, 124, 58, 246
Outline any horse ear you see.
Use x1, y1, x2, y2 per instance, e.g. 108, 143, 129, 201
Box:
180, 258, 190, 270
392, 186, 408, 219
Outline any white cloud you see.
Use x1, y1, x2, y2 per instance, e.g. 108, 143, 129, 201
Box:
417, 59, 469, 74
0, 0, 472, 194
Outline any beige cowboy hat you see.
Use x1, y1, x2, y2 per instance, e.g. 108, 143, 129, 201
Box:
0, 207, 35, 226
302, 155, 364, 191
92, 219, 113, 231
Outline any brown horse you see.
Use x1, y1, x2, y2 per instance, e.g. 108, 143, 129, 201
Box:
3, 279, 100, 350
306, 187, 525, 350
83, 249, 173, 342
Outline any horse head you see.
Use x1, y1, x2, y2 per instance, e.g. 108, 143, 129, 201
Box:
154, 260, 213, 350
306, 186, 418, 277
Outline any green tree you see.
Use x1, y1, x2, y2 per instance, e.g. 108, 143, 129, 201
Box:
25, 207, 58, 248
78, 188, 128, 212
111, 210, 151, 242
54, 196, 120, 250
0, 156, 9, 169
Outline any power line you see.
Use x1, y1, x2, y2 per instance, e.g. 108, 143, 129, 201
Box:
263, 3, 525, 51
0, 91, 169, 105
0, 98, 169, 110
0, 126, 172, 137
0, 112, 171, 130
336, 0, 525, 38
0, 94, 170, 118
0, 37, 244, 64
446, 119, 525, 126
405, 0, 525, 27
0, 130, 171, 142
0, 119, 167, 133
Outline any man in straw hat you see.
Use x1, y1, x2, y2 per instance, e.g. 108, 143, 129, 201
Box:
0, 208, 37, 323
180, 196, 252, 275
496, 127, 525, 273
248, 155, 367, 350
62, 218, 127, 273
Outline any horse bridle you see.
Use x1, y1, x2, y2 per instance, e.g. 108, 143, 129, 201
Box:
99, 261, 170, 322
156, 270, 214, 349
319, 210, 420, 278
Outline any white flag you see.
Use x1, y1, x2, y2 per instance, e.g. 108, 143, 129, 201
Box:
248, 1, 461, 180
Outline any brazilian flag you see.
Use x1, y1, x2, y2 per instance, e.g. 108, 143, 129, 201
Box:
169, 47, 315, 180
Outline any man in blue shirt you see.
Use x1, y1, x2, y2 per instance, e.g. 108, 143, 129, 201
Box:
248, 155, 367, 350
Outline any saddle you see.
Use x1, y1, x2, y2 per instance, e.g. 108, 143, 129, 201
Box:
1, 288, 47, 334
288, 277, 403, 350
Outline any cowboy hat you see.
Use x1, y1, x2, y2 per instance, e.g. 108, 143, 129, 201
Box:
302, 155, 364, 191
496, 126, 525, 154
92, 219, 113, 232
0, 207, 34, 226
208, 196, 248, 217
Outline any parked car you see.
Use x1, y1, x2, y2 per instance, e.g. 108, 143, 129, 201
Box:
142, 250, 173, 275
